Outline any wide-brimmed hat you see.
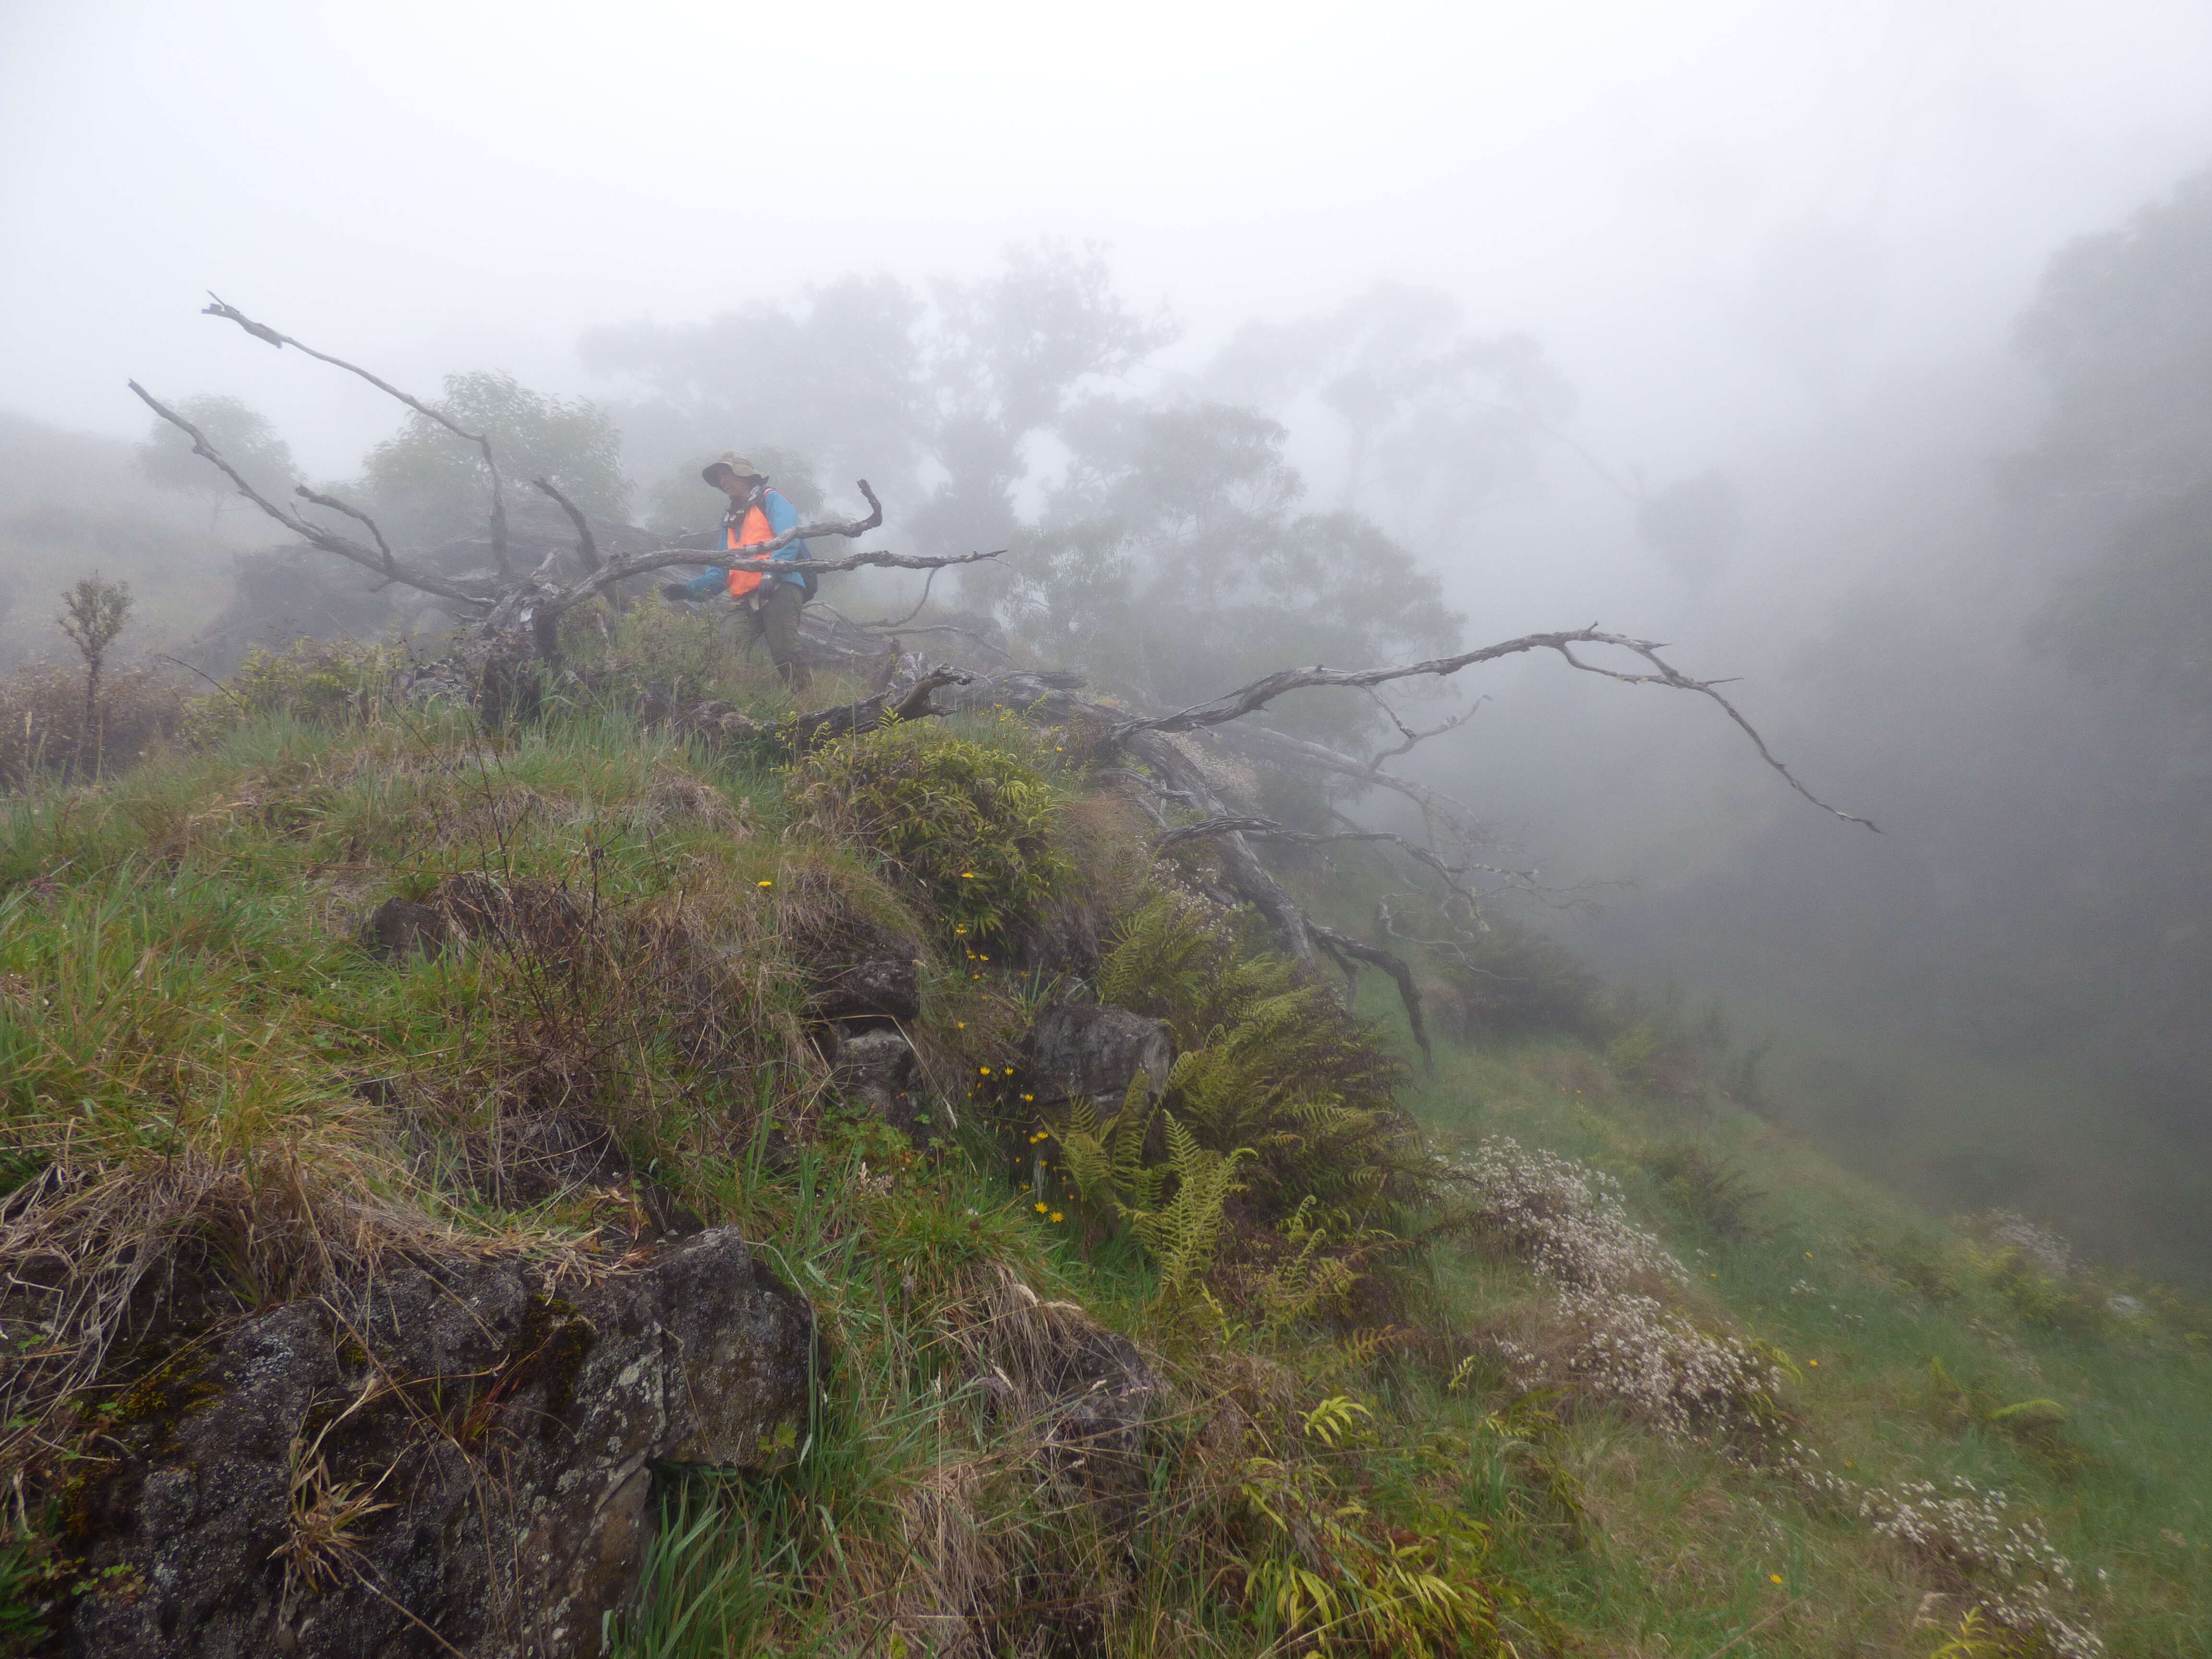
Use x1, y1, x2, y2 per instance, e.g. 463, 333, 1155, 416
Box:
701, 450, 765, 485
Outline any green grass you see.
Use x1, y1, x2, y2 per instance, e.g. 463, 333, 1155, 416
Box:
1383, 1029, 2212, 1657
4, 622, 2211, 1656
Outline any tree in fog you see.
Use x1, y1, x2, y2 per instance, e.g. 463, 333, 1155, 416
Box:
136, 394, 297, 528
2017, 168, 2212, 703
913, 242, 1175, 556
582, 244, 1173, 557
358, 371, 629, 549
1200, 283, 1569, 546
979, 399, 1462, 752
583, 272, 926, 511
2002, 167, 2212, 1118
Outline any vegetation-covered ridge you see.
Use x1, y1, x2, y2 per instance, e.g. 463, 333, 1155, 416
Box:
1, 616, 2208, 1658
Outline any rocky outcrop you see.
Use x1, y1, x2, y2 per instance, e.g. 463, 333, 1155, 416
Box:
811, 956, 921, 1025
62, 1230, 811, 1659
1024, 1004, 1175, 1116
833, 1028, 928, 1139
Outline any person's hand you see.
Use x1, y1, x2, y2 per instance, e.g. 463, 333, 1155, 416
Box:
659, 582, 695, 603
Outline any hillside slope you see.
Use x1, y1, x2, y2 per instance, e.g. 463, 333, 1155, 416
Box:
1, 613, 2206, 1658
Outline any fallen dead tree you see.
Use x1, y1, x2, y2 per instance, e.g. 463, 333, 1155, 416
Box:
138, 301, 1868, 1055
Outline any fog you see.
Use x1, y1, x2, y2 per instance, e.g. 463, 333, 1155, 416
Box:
7, 0, 2212, 1271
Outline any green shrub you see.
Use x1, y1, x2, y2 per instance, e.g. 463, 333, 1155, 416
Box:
591, 595, 733, 711
1647, 1141, 1765, 1238
1859, 1228, 1961, 1301
1045, 895, 1427, 1255
1398, 907, 1603, 1040
1601, 984, 1741, 1103
790, 718, 1070, 944
180, 636, 408, 742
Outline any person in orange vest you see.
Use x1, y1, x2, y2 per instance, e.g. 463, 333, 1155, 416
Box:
661, 451, 815, 691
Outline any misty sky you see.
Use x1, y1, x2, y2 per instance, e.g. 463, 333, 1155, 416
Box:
6, 0, 2212, 483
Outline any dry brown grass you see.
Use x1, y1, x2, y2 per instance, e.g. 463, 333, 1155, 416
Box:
0, 656, 189, 790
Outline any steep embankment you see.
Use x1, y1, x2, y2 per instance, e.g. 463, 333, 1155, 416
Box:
2, 615, 2207, 1657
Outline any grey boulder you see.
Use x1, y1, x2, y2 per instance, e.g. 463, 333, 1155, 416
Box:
1023, 1004, 1175, 1115
64, 1228, 811, 1659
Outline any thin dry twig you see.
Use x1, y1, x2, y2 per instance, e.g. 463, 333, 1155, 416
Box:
1122, 627, 1875, 831
866, 565, 941, 629
1364, 685, 1480, 765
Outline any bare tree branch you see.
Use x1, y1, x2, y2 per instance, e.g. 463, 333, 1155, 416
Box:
1124, 731, 1320, 974
1125, 627, 1876, 831
203, 294, 514, 577
1211, 721, 1499, 855
293, 486, 397, 580
1311, 922, 1432, 1064
672, 660, 975, 755
160, 307, 1002, 667
136, 373, 1000, 691
128, 381, 493, 609
533, 481, 974, 620
527, 476, 599, 573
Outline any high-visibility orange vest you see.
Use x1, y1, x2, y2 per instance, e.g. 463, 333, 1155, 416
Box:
725, 503, 776, 598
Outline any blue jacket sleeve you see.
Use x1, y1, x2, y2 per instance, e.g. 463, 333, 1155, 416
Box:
682, 565, 727, 598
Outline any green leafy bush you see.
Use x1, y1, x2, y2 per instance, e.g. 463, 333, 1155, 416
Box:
590, 596, 736, 712
1602, 983, 1742, 1104
790, 719, 1070, 943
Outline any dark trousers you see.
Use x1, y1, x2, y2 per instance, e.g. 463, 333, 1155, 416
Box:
746, 582, 812, 692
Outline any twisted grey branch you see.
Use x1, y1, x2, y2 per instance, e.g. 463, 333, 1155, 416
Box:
1311, 923, 1432, 1065
1364, 685, 1479, 766
528, 477, 599, 574
293, 486, 398, 580
1126, 627, 1875, 831
129, 382, 493, 608
204, 294, 514, 578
